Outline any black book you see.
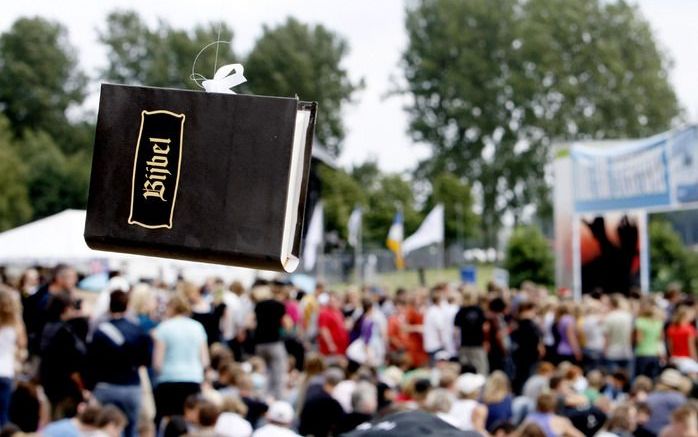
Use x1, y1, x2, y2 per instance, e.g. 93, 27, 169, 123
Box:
84, 84, 317, 272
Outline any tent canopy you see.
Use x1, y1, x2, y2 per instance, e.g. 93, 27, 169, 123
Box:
0, 209, 255, 285
0, 210, 105, 264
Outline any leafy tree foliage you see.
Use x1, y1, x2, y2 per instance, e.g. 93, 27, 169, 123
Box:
403, 0, 679, 243
245, 18, 362, 157
427, 172, 478, 244
0, 17, 88, 152
16, 130, 90, 220
351, 161, 382, 193
100, 13, 361, 157
0, 17, 92, 226
504, 225, 554, 287
317, 165, 366, 241
320, 163, 479, 249
0, 116, 32, 230
649, 220, 698, 292
318, 160, 426, 248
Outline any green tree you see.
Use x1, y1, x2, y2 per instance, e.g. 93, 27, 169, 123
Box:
351, 161, 382, 192
427, 172, 478, 244
402, 0, 680, 243
0, 17, 88, 152
649, 220, 698, 292
504, 225, 554, 287
0, 116, 32, 230
317, 165, 366, 240
99, 10, 236, 90
245, 17, 362, 157
17, 131, 89, 220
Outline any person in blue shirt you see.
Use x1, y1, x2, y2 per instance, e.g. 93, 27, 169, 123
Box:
87, 290, 152, 437
43, 404, 127, 437
152, 291, 209, 429
42, 404, 101, 436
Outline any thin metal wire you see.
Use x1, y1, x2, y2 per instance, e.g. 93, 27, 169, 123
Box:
191, 0, 229, 89
212, 19, 223, 76
190, 40, 231, 89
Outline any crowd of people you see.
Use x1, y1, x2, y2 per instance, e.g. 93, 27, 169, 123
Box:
0, 264, 696, 437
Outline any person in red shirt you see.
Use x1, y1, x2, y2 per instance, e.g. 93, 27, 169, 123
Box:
317, 293, 349, 356
405, 290, 429, 368
667, 306, 697, 359
387, 295, 410, 366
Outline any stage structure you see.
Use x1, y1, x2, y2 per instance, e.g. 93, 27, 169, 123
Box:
554, 124, 698, 298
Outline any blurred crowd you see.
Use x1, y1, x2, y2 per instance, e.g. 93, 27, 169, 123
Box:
0, 264, 696, 437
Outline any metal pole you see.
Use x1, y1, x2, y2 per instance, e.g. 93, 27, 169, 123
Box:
354, 211, 363, 285
572, 214, 582, 301
639, 211, 650, 294
456, 203, 464, 249
358, 215, 363, 284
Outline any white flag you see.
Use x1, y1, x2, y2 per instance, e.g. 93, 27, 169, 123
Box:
303, 202, 324, 270
347, 207, 362, 247
402, 204, 445, 255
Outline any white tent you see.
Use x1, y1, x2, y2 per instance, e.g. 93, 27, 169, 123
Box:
0, 210, 102, 264
0, 209, 255, 285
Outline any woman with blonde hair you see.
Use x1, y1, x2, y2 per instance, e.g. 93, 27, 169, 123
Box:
128, 283, 158, 332
482, 370, 513, 432
153, 293, 209, 427
0, 287, 26, 426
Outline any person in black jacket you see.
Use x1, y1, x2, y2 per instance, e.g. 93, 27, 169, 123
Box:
39, 291, 86, 419
23, 264, 77, 355
454, 288, 489, 375
299, 368, 345, 437
87, 290, 152, 437
511, 301, 543, 394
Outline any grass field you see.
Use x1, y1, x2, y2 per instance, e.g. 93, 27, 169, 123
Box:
329, 264, 495, 291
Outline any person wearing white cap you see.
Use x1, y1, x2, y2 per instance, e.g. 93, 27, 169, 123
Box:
449, 373, 488, 434
252, 401, 301, 437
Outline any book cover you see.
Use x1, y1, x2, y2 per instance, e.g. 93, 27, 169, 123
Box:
84, 83, 317, 272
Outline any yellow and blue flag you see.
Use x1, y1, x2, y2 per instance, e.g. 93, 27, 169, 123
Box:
386, 211, 404, 269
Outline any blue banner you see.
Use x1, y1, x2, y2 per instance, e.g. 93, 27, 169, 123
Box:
571, 125, 698, 213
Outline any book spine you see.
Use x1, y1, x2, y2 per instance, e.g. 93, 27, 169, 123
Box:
293, 101, 318, 258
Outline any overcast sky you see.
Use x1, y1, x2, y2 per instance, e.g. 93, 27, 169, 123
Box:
2, 0, 696, 173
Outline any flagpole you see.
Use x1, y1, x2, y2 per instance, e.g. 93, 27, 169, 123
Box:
355, 214, 362, 285
442, 203, 447, 271
317, 203, 325, 282
398, 203, 404, 271
440, 236, 446, 271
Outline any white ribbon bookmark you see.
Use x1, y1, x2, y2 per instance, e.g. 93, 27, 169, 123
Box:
202, 63, 247, 94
